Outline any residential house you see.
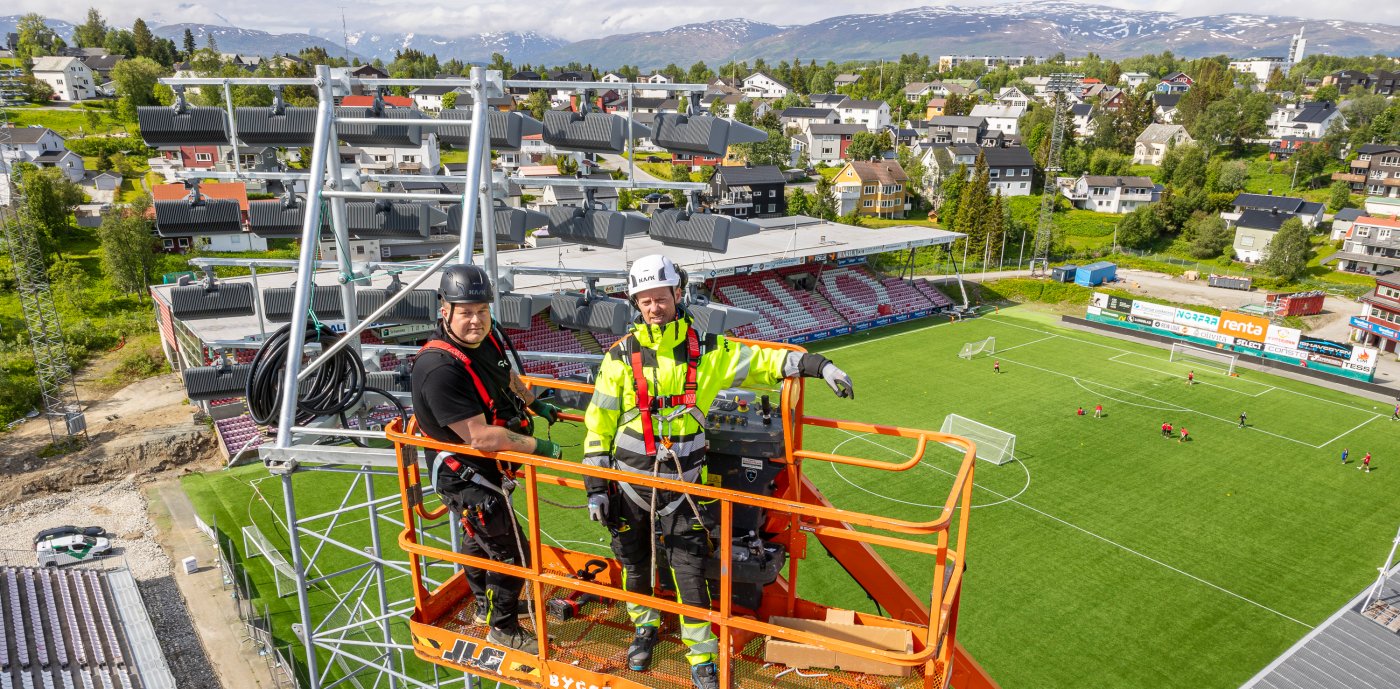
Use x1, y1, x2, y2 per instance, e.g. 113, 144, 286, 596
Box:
1349, 272, 1400, 353
1133, 124, 1193, 165
1152, 93, 1181, 123
1331, 207, 1366, 241
779, 107, 839, 132
1121, 72, 1152, 90
338, 94, 415, 108
927, 116, 986, 145
221, 146, 280, 174
672, 150, 725, 169
834, 73, 861, 88
537, 173, 619, 211
707, 77, 741, 95
903, 82, 933, 102
831, 160, 909, 218
969, 104, 1026, 136
995, 87, 1031, 109
801, 123, 864, 164
507, 69, 542, 97
938, 55, 1042, 70
809, 94, 847, 109
1266, 101, 1344, 139
1157, 72, 1194, 94
702, 93, 743, 119
599, 72, 627, 85
1332, 144, 1400, 198
1225, 192, 1325, 228
1097, 88, 1127, 112
925, 98, 948, 118
157, 144, 221, 171
742, 72, 790, 99
835, 98, 891, 132
1230, 209, 1291, 262
1322, 69, 1399, 97
150, 182, 266, 253
31, 56, 97, 101
1263, 136, 1318, 162
1230, 58, 1289, 87
1059, 174, 1162, 214
1331, 215, 1400, 275
1069, 103, 1096, 139
409, 82, 469, 112
977, 146, 1037, 197
0, 125, 84, 182
78, 54, 123, 84
707, 164, 786, 219
636, 73, 673, 99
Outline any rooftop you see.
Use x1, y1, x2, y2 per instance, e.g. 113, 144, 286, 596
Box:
1137, 123, 1189, 145
1236, 208, 1290, 231
712, 164, 786, 185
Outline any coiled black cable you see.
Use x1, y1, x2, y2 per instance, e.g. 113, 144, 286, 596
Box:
245, 322, 367, 426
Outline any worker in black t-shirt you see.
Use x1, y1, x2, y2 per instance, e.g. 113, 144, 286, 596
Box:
410, 264, 563, 654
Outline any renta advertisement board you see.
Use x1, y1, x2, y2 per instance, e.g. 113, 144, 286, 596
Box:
1216, 311, 1269, 343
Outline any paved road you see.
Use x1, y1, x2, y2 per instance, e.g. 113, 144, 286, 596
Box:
595, 153, 668, 184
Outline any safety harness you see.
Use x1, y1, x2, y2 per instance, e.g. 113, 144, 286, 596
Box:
627, 325, 702, 456
418, 335, 531, 435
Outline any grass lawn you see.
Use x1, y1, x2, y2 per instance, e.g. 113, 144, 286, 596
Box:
817, 167, 841, 182
4, 105, 134, 137
181, 307, 1400, 689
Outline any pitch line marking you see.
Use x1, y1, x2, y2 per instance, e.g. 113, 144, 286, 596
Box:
992, 334, 1059, 354
1071, 377, 1191, 414
1106, 352, 1274, 398
1317, 414, 1381, 449
836, 431, 1314, 630
1000, 353, 1324, 448
827, 430, 1031, 509
982, 316, 1379, 415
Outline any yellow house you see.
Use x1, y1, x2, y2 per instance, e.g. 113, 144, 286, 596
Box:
925, 97, 947, 119
832, 160, 910, 219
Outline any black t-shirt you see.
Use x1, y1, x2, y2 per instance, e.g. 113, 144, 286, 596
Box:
410, 325, 522, 482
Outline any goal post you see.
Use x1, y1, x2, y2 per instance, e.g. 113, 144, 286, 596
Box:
1169, 342, 1237, 376
958, 336, 996, 360
940, 414, 1016, 465
242, 524, 299, 598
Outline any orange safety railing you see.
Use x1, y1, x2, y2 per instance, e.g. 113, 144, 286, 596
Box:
387, 340, 979, 689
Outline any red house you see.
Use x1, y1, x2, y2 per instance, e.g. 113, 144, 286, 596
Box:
161, 145, 220, 169
1352, 273, 1400, 353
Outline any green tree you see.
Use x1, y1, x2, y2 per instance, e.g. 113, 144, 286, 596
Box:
1312, 84, 1340, 104
937, 163, 967, 222
74, 8, 109, 48
104, 29, 137, 58
13, 163, 85, 260
14, 13, 62, 62
182, 28, 196, 58
846, 130, 892, 162
811, 175, 837, 220
1213, 160, 1249, 194
1115, 205, 1166, 249
112, 57, 167, 121
98, 198, 159, 301
1183, 212, 1231, 258
441, 91, 458, 110
1291, 142, 1333, 190
837, 208, 866, 227
1328, 181, 1353, 212
1260, 217, 1310, 281
524, 89, 550, 120
1088, 149, 1131, 176
132, 18, 154, 58
733, 99, 755, 125
1168, 143, 1209, 192
808, 71, 834, 94
556, 155, 579, 175
896, 145, 926, 205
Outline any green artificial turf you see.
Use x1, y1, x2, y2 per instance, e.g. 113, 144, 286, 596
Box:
183, 306, 1400, 689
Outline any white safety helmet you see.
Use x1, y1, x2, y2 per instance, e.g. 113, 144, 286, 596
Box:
627, 254, 683, 296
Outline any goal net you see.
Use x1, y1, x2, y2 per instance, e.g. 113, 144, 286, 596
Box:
1169, 342, 1237, 376
958, 336, 996, 360
940, 414, 1016, 465
242, 525, 299, 598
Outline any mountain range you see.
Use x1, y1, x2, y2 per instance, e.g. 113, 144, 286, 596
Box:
3, 2, 1397, 70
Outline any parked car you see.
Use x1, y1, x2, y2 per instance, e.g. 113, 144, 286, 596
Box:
35, 526, 111, 567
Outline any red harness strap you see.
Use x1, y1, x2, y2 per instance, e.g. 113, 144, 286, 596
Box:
628, 326, 701, 455
419, 335, 518, 430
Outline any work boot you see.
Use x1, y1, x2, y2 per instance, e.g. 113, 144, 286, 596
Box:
690, 661, 720, 689
471, 602, 489, 626
486, 626, 540, 655
627, 626, 659, 671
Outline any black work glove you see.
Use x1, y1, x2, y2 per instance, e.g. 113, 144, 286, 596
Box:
529, 399, 562, 425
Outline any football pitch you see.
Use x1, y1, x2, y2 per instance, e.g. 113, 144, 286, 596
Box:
183, 305, 1400, 689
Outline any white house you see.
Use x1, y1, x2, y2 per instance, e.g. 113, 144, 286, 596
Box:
600, 72, 627, 84
1133, 123, 1194, 166
30, 56, 97, 101
742, 71, 790, 99
0, 125, 84, 182
409, 83, 467, 112
835, 98, 891, 132
1069, 103, 1096, 139
1059, 174, 1162, 214
995, 87, 1031, 109
968, 104, 1026, 136
637, 73, 672, 99
1120, 72, 1152, 90
1267, 101, 1344, 139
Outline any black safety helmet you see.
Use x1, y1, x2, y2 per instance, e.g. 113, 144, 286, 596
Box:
438, 264, 494, 304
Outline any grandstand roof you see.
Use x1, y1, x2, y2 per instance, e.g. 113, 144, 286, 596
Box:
150, 216, 961, 345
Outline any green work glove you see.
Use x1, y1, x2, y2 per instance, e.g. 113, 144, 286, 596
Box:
534, 437, 563, 459
529, 399, 562, 424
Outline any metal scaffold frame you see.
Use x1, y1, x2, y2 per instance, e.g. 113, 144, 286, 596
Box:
157, 65, 716, 689
1028, 74, 1082, 277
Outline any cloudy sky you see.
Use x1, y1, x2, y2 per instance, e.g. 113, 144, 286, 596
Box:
16, 0, 1393, 42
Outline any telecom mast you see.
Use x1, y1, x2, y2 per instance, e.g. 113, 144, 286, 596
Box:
1029, 73, 1082, 276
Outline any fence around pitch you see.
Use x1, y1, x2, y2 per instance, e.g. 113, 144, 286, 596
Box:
386, 358, 977, 689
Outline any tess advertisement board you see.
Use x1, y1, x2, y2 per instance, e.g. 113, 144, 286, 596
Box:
1217, 311, 1270, 343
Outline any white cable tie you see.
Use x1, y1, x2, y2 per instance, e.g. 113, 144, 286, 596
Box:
774, 668, 793, 679
794, 668, 829, 678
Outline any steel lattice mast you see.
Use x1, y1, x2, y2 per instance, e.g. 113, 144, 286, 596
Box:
1029, 74, 1082, 276
0, 125, 87, 443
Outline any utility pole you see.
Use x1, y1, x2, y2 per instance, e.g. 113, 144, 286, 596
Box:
0, 121, 87, 445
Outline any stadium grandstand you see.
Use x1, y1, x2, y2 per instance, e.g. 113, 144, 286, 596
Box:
147, 215, 962, 460
0, 565, 175, 689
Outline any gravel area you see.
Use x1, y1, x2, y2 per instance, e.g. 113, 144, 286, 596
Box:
0, 477, 221, 688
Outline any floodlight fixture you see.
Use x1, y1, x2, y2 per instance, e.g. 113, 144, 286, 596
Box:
550, 281, 633, 335
263, 284, 346, 322
137, 86, 229, 146
182, 363, 253, 401
651, 94, 767, 156
235, 87, 318, 146
648, 204, 761, 252
496, 292, 552, 330
542, 188, 649, 249
541, 91, 649, 153
685, 299, 761, 337
336, 90, 425, 147
438, 109, 542, 150
168, 279, 257, 320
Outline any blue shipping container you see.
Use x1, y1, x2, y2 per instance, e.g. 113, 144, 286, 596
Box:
1074, 261, 1117, 287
